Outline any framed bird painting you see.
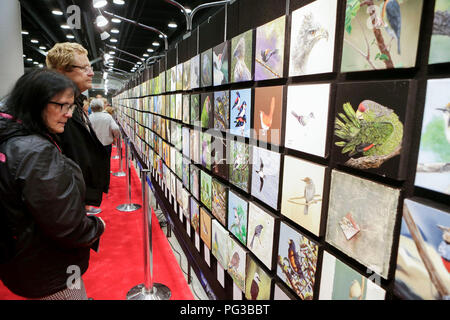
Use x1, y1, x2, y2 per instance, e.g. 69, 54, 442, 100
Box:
169, 94, 176, 119
247, 202, 277, 270
182, 156, 190, 189
201, 92, 213, 129
285, 83, 331, 157
228, 189, 249, 246
319, 251, 386, 300
190, 54, 200, 90
190, 197, 200, 233
288, 0, 337, 77
255, 15, 286, 81
231, 29, 254, 83
213, 40, 229, 86
394, 198, 450, 300
190, 129, 200, 165
182, 59, 191, 91
341, 0, 424, 72
325, 170, 400, 279
176, 63, 183, 91
201, 48, 213, 88
332, 80, 416, 180
200, 170, 212, 211
182, 187, 191, 219
250, 146, 281, 210
200, 207, 212, 250
214, 90, 230, 132
182, 94, 190, 125
212, 178, 228, 227
201, 131, 212, 170
175, 93, 182, 121
170, 66, 176, 92
176, 178, 183, 208
211, 135, 229, 180
182, 127, 190, 159
211, 219, 230, 269
414, 78, 450, 195
190, 94, 200, 127
253, 86, 284, 146
277, 221, 319, 300
280, 156, 326, 237
228, 139, 250, 193
429, 0, 450, 65
230, 88, 252, 138
190, 165, 200, 201
245, 256, 272, 300
227, 235, 249, 292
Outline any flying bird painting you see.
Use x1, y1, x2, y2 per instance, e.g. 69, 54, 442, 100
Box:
231, 30, 253, 83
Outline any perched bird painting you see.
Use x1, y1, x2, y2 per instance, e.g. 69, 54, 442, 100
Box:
436, 103, 450, 143
213, 42, 229, 85
261, 48, 278, 63
250, 272, 261, 300
234, 102, 248, 136
382, 0, 402, 55
288, 239, 304, 278
291, 110, 315, 126
228, 251, 240, 271
334, 100, 403, 169
201, 51, 212, 87
437, 224, 450, 271
302, 177, 316, 215
255, 159, 266, 192
232, 35, 252, 82
249, 224, 264, 249
229, 207, 242, 233
260, 97, 275, 135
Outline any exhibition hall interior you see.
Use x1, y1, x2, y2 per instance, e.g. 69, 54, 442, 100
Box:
0, 0, 449, 301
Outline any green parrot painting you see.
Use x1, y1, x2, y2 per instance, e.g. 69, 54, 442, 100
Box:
334, 100, 403, 169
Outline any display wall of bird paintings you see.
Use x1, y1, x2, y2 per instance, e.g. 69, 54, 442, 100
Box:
326, 170, 400, 279
429, 0, 450, 64
190, 129, 201, 165
319, 251, 386, 300
251, 146, 281, 210
231, 29, 254, 83
201, 48, 213, 88
182, 157, 190, 188
394, 198, 450, 300
183, 60, 191, 90
247, 202, 276, 269
201, 132, 212, 170
182, 94, 190, 125
289, 0, 337, 76
201, 92, 213, 129
213, 41, 229, 86
281, 156, 326, 236
228, 190, 249, 246
333, 80, 412, 179
191, 94, 200, 126
285, 83, 330, 157
212, 136, 229, 180
190, 165, 200, 200
200, 207, 212, 249
212, 219, 230, 268
253, 86, 284, 146
190, 197, 200, 233
175, 150, 183, 179
227, 236, 249, 292
277, 221, 318, 300
182, 187, 191, 218
176, 93, 183, 121
182, 127, 190, 158
200, 170, 212, 211
176, 63, 183, 91
176, 178, 183, 206
415, 78, 450, 195
230, 88, 252, 138
341, 0, 424, 72
212, 178, 228, 227
214, 91, 230, 132
191, 54, 200, 89
229, 139, 250, 192
245, 257, 272, 300
255, 15, 286, 81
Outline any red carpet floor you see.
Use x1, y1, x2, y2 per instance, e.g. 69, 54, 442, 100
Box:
0, 144, 194, 300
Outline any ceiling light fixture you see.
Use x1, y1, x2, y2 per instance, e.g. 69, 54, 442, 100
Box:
61, 24, 70, 29
30, 39, 39, 43
39, 46, 46, 50
100, 31, 110, 40
96, 14, 109, 27
143, 53, 149, 57
93, 0, 108, 9
109, 51, 116, 55
111, 28, 120, 34
147, 48, 154, 53
21, 30, 29, 35
152, 42, 160, 47
52, 9, 63, 15
109, 38, 118, 43
111, 18, 121, 23
26, 58, 33, 61
113, 0, 125, 4
168, 22, 177, 28
66, 35, 75, 39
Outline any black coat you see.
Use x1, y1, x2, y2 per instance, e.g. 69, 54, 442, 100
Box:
58, 95, 109, 206
0, 114, 105, 298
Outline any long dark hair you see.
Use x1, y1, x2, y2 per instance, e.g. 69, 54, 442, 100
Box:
3, 69, 78, 134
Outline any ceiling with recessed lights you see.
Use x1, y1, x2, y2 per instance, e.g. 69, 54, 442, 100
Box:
19, 0, 223, 93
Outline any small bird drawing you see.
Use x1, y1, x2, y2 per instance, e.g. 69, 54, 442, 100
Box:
213, 44, 228, 85
228, 251, 240, 271
229, 207, 242, 233
287, 239, 304, 278
255, 159, 266, 193
261, 48, 278, 63
234, 102, 247, 135
232, 92, 241, 110
436, 103, 450, 143
302, 177, 315, 215
260, 97, 275, 135
250, 272, 261, 300
249, 224, 264, 249
291, 110, 314, 126
349, 279, 363, 300
382, 0, 402, 55
291, 12, 329, 75
233, 36, 252, 82
201, 54, 212, 86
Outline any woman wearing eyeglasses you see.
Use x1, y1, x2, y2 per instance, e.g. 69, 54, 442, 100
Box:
0, 69, 105, 300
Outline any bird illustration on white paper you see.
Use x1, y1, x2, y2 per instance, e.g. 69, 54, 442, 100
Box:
229, 207, 241, 233
255, 159, 266, 192
249, 224, 264, 249
260, 97, 275, 136
291, 110, 314, 126
228, 251, 240, 270
302, 177, 315, 215
233, 36, 252, 82
250, 272, 261, 300
436, 103, 450, 143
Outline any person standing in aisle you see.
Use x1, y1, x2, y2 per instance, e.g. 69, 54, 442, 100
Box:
0, 69, 105, 300
46, 43, 109, 215
89, 98, 120, 193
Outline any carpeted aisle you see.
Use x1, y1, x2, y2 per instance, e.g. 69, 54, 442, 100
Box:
0, 143, 194, 300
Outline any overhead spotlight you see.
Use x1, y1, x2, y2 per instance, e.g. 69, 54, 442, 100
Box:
137, 61, 142, 65
96, 14, 109, 27
93, 0, 108, 9
111, 18, 121, 23
39, 46, 46, 50
113, 0, 125, 4
184, 8, 192, 14
26, 58, 33, 61
30, 39, 39, 43
147, 48, 154, 53
100, 31, 110, 40
109, 38, 118, 43
104, 53, 111, 61
21, 30, 29, 35
168, 22, 177, 29
152, 42, 160, 47
66, 34, 75, 39
111, 28, 120, 34
143, 53, 149, 57
52, 9, 63, 15
33, 61, 38, 65
61, 24, 70, 29
109, 51, 116, 55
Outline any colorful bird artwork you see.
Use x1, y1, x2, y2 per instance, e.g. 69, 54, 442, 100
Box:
382, 0, 402, 55
250, 272, 261, 300
234, 102, 248, 136
228, 251, 240, 271
249, 224, 264, 249
436, 103, 450, 143
260, 97, 275, 135
261, 48, 278, 63
232, 92, 241, 110
255, 159, 265, 192
437, 224, 450, 271
288, 239, 304, 278
291, 110, 314, 126
233, 36, 252, 82
302, 177, 315, 215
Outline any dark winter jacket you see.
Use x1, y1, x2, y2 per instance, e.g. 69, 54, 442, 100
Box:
57, 95, 109, 206
0, 112, 105, 298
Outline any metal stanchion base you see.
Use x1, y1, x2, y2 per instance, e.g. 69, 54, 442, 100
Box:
112, 171, 126, 177
116, 203, 142, 212
126, 283, 171, 300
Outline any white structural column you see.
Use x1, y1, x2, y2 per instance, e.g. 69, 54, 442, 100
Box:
0, 0, 24, 98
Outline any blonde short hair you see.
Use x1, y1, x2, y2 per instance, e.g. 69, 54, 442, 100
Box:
46, 42, 88, 71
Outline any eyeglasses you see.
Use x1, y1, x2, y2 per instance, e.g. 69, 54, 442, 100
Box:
49, 101, 77, 113
71, 64, 93, 73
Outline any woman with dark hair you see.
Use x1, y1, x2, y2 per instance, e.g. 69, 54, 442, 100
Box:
0, 69, 105, 300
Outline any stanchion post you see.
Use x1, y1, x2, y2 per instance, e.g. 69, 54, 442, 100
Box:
112, 134, 125, 176
116, 137, 141, 212
126, 169, 171, 300
112, 134, 120, 159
